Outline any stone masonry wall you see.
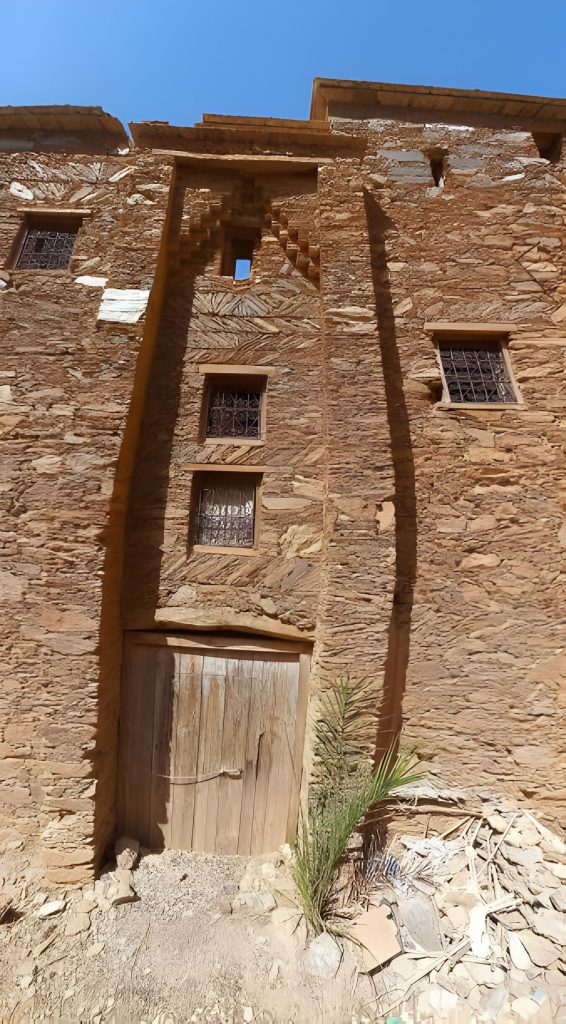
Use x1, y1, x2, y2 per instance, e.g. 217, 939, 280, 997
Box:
1, 102, 564, 883
330, 114, 566, 813
0, 149, 173, 880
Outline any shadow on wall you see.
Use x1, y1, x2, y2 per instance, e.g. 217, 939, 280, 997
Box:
364, 191, 417, 761
92, 186, 194, 863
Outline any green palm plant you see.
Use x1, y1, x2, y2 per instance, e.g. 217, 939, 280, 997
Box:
292, 677, 421, 935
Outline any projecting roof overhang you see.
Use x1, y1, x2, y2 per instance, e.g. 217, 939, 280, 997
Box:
129, 113, 366, 157
0, 105, 129, 153
310, 79, 566, 132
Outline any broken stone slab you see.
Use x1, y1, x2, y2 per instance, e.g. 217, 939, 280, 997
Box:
36, 898, 66, 918
501, 843, 543, 869
511, 996, 541, 1020
508, 932, 533, 971
350, 901, 402, 970
64, 913, 91, 936
464, 961, 506, 987
479, 981, 509, 1018
396, 893, 445, 953
115, 836, 140, 870
517, 930, 560, 968
108, 869, 137, 907
497, 908, 528, 930
550, 887, 566, 912
529, 908, 566, 945
75, 898, 97, 914
302, 932, 342, 978
392, 953, 437, 982
231, 890, 276, 915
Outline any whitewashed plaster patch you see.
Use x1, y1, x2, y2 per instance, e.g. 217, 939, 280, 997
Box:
97, 288, 150, 323
74, 276, 108, 288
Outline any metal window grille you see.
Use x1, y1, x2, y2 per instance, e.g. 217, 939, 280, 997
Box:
196, 480, 256, 548
207, 388, 261, 438
439, 343, 516, 404
16, 225, 77, 270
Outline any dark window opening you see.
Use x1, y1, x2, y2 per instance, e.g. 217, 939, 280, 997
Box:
429, 156, 445, 187
438, 341, 516, 404
222, 231, 259, 280
16, 221, 79, 270
207, 386, 261, 439
532, 132, 562, 164
194, 476, 257, 548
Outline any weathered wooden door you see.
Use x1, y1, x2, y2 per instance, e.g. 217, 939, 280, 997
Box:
118, 633, 309, 854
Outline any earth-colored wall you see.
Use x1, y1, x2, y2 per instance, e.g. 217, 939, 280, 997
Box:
0, 147, 173, 880
333, 114, 565, 813
1, 103, 564, 883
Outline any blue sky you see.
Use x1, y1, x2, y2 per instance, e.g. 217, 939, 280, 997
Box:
4, 0, 566, 129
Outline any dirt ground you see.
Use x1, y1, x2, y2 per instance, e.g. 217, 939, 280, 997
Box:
2, 805, 565, 1023
0, 848, 364, 1024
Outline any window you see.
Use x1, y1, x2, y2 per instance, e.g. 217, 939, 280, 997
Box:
532, 132, 562, 164
194, 476, 257, 549
438, 341, 517, 404
15, 220, 79, 270
222, 231, 259, 281
206, 385, 261, 439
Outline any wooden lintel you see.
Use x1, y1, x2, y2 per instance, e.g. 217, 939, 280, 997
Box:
198, 363, 276, 377
181, 463, 272, 473
425, 321, 518, 335
159, 151, 331, 171
16, 207, 92, 217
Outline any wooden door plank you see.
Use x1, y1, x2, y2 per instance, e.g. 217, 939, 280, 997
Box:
237, 656, 266, 856
191, 657, 226, 852
215, 655, 253, 854
170, 653, 203, 850
118, 643, 155, 845
262, 658, 300, 851
286, 652, 310, 840
148, 647, 175, 849
249, 658, 277, 855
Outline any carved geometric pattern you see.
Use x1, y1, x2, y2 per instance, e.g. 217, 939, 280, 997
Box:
267, 202, 320, 287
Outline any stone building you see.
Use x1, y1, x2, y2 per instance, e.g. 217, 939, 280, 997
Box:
0, 81, 564, 884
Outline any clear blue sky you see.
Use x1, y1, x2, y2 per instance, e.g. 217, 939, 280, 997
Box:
4, 0, 565, 129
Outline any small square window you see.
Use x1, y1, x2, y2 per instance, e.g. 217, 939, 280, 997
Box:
222, 231, 259, 280
15, 220, 79, 270
438, 341, 517, 404
194, 475, 257, 549
206, 385, 261, 439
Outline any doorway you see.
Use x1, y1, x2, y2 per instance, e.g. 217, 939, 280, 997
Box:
117, 632, 310, 854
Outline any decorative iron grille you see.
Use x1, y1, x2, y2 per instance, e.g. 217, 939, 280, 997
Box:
207, 388, 261, 438
16, 225, 77, 270
439, 343, 516, 404
196, 479, 256, 547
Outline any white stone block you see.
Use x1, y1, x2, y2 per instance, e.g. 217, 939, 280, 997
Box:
97, 288, 150, 324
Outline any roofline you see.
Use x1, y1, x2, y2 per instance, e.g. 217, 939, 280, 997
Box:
0, 105, 129, 152
310, 78, 566, 130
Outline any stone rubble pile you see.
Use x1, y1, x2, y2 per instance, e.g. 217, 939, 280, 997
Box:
362, 809, 566, 1021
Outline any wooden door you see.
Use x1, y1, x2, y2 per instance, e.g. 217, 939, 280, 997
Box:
118, 633, 309, 854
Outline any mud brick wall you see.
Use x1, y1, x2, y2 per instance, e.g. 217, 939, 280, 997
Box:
0, 149, 173, 881
330, 114, 566, 812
